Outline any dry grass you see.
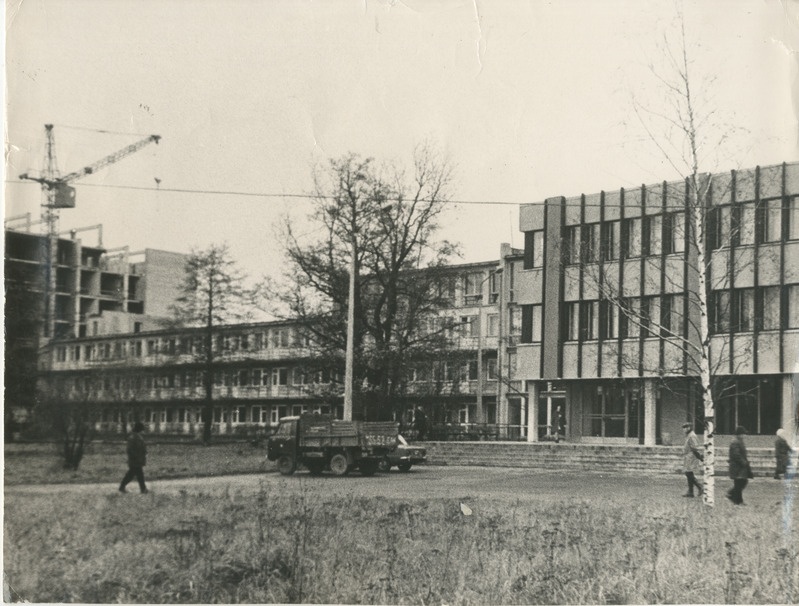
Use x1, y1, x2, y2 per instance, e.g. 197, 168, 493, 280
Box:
4, 441, 272, 486
5, 480, 799, 604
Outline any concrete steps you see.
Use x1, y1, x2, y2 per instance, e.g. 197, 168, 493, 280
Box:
423, 441, 780, 477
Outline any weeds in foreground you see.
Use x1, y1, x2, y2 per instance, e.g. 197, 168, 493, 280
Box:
4, 487, 798, 604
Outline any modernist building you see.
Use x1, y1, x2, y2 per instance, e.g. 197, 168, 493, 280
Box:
42, 261, 510, 437
514, 161, 799, 446
4, 225, 186, 421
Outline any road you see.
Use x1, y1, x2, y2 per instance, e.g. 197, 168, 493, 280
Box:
6, 466, 796, 509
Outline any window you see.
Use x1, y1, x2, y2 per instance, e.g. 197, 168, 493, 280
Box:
147, 340, 157, 356
486, 359, 498, 380
463, 273, 483, 304
602, 221, 621, 261
56, 347, 67, 362
759, 199, 782, 243
520, 304, 542, 343
467, 361, 478, 381
790, 197, 799, 240
662, 213, 685, 254
641, 296, 660, 337
74, 346, 81, 361
581, 224, 600, 263
460, 316, 478, 338
293, 369, 310, 385
788, 285, 799, 329
735, 289, 755, 332
524, 230, 544, 269
272, 368, 288, 386
133, 322, 142, 333
661, 294, 683, 336
643, 215, 661, 256
623, 217, 642, 258
510, 306, 522, 336
487, 314, 499, 336
271, 329, 290, 348
710, 206, 731, 249
565, 302, 580, 341
488, 271, 501, 302
712, 291, 731, 333
733, 203, 755, 246
238, 369, 250, 386
252, 369, 262, 385
567, 226, 581, 264
599, 300, 619, 339
621, 298, 641, 338
759, 286, 780, 330
580, 301, 599, 340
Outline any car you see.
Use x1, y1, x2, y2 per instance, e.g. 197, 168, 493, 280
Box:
378, 434, 427, 472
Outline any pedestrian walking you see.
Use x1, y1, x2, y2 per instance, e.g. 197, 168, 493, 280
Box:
681, 422, 703, 497
119, 422, 148, 494
727, 426, 752, 505
774, 428, 793, 479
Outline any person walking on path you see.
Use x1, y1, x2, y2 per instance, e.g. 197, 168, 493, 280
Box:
727, 426, 752, 505
413, 407, 428, 441
681, 422, 704, 497
774, 428, 793, 479
119, 422, 148, 494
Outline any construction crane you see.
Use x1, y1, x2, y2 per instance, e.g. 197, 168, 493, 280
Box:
19, 124, 160, 236
18, 124, 161, 339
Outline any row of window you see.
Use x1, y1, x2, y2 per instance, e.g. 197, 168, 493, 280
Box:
97, 403, 332, 425
523, 197, 799, 269
510, 285, 799, 344
54, 327, 302, 363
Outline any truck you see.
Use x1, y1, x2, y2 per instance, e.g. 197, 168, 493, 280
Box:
266, 414, 399, 476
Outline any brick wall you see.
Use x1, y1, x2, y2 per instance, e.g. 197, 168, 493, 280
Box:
423, 441, 779, 476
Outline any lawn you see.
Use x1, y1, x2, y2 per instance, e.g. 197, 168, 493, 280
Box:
4, 440, 273, 486
5, 480, 799, 604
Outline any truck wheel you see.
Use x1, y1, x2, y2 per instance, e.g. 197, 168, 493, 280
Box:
306, 461, 324, 476
277, 455, 296, 476
329, 453, 349, 476
397, 461, 412, 473
359, 460, 378, 477
377, 457, 392, 473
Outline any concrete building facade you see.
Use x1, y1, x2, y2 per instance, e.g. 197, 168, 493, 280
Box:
514, 162, 799, 447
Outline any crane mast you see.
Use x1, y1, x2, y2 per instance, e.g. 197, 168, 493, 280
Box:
18, 124, 160, 339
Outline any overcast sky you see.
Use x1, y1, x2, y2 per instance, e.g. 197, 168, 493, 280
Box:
5, 0, 797, 284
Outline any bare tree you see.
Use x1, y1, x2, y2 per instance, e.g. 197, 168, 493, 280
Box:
272, 146, 461, 421
571, 11, 777, 506
170, 244, 253, 444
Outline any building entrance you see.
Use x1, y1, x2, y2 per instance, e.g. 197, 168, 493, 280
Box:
538, 382, 566, 441
582, 382, 641, 442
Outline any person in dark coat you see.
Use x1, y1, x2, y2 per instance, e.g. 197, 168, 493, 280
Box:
727, 426, 751, 505
119, 422, 148, 493
681, 422, 704, 497
774, 428, 793, 479
413, 407, 428, 441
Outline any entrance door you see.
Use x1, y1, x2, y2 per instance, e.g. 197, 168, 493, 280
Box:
538, 385, 566, 440
583, 383, 640, 442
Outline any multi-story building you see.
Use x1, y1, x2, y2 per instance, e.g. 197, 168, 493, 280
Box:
4, 225, 186, 422
42, 261, 512, 437
513, 161, 799, 446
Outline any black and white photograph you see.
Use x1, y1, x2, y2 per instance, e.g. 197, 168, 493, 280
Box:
4, 1, 799, 603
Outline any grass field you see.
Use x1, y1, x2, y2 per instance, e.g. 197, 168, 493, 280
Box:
5, 478, 799, 604
4, 440, 272, 485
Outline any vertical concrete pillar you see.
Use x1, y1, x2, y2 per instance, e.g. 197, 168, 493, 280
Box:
644, 379, 657, 446
527, 381, 539, 442
783, 375, 797, 442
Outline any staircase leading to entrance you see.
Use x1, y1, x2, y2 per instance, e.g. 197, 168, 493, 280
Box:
423, 441, 779, 477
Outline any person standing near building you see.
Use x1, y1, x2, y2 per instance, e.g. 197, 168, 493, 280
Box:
727, 426, 752, 505
119, 422, 148, 494
681, 422, 703, 497
413, 407, 428, 441
774, 428, 793, 479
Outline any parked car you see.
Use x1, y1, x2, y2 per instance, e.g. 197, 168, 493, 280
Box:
378, 435, 426, 472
